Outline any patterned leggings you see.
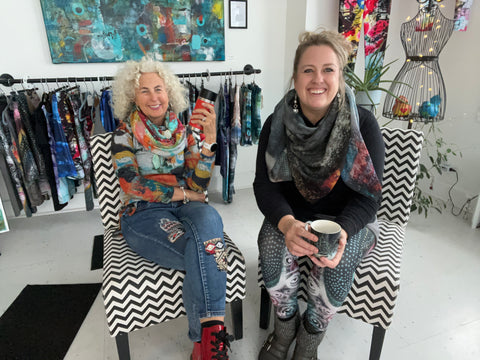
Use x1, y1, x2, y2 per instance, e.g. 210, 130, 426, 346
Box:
258, 219, 375, 333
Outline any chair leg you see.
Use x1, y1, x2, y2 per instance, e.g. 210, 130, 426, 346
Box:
115, 332, 131, 360
230, 299, 243, 340
259, 286, 271, 329
369, 326, 386, 360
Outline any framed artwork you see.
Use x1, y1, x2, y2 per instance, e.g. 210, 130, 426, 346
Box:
39, 0, 225, 63
229, 0, 247, 29
0, 197, 9, 233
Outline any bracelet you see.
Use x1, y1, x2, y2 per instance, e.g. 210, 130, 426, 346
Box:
180, 186, 189, 204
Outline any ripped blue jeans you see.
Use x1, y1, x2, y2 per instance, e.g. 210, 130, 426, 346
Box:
120, 200, 227, 342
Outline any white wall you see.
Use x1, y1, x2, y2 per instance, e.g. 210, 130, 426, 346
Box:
1, 0, 479, 220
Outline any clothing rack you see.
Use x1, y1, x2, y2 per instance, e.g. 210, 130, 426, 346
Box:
0, 64, 261, 87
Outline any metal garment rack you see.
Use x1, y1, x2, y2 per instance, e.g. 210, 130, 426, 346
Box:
0, 64, 261, 87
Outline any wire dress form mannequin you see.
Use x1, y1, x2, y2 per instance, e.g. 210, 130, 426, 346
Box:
382, 4, 454, 124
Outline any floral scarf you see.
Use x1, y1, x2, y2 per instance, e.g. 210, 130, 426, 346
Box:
130, 109, 186, 158
266, 86, 381, 203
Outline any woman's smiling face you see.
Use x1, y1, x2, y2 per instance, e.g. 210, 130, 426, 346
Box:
294, 45, 340, 124
135, 72, 169, 125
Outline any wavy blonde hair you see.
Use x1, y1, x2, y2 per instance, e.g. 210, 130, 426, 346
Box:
112, 56, 189, 120
291, 29, 353, 105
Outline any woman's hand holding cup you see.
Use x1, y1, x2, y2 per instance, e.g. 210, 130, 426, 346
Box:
279, 216, 320, 257
304, 220, 346, 268
309, 229, 347, 268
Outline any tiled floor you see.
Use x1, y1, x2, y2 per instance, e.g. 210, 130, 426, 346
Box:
1, 187, 479, 360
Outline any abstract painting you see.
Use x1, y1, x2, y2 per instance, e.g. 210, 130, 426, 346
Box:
39, 0, 225, 63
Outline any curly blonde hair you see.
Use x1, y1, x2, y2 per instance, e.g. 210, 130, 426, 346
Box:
291, 29, 353, 105
112, 56, 189, 120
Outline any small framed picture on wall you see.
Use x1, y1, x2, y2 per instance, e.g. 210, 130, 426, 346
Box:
229, 0, 247, 29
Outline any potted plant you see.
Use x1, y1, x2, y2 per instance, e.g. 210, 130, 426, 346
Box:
345, 47, 404, 114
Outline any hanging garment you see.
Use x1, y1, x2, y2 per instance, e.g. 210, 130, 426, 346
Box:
100, 89, 118, 132
230, 85, 241, 145
0, 96, 26, 216
339, 0, 393, 69
57, 90, 84, 180
2, 101, 35, 215
454, 0, 474, 31
226, 84, 242, 203
50, 93, 78, 178
214, 81, 231, 203
79, 91, 96, 136
42, 95, 69, 208
91, 92, 106, 135
249, 82, 262, 145
240, 84, 252, 146
17, 92, 51, 198
215, 83, 228, 177
33, 97, 67, 212
79, 90, 99, 200
51, 92, 77, 204
25, 89, 41, 112
11, 98, 44, 207
186, 81, 197, 112
0, 154, 22, 216
222, 80, 231, 203
227, 144, 237, 204
68, 88, 94, 211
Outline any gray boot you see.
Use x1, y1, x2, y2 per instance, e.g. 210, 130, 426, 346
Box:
291, 321, 325, 360
258, 312, 301, 360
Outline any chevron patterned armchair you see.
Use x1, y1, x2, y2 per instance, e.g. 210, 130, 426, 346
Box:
90, 133, 247, 360
257, 127, 424, 360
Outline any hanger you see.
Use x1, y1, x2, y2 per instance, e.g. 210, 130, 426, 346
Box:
65, 77, 80, 93
100, 77, 111, 92
49, 77, 68, 94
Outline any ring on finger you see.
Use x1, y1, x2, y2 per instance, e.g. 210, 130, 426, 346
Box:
202, 117, 206, 122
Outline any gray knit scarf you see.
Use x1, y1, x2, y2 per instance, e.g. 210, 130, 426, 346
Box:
266, 86, 381, 203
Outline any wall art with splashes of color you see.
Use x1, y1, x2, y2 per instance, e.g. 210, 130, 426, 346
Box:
39, 0, 225, 63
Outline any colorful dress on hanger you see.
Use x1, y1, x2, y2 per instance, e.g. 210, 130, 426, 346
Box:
0, 96, 30, 216
339, 0, 392, 69
453, 0, 474, 31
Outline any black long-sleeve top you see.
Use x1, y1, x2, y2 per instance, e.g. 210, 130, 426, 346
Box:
253, 106, 385, 239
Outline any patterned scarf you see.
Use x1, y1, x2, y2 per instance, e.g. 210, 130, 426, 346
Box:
130, 109, 186, 158
266, 86, 381, 203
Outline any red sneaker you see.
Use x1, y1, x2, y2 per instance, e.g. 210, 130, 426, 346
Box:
201, 324, 234, 360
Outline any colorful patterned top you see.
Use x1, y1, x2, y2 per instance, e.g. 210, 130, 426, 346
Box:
112, 109, 215, 216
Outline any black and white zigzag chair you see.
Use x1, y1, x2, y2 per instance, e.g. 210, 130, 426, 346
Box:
257, 127, 424, 360
90, 132, 247, 360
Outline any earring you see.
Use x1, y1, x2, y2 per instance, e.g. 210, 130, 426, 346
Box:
293, 93, 299, 113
